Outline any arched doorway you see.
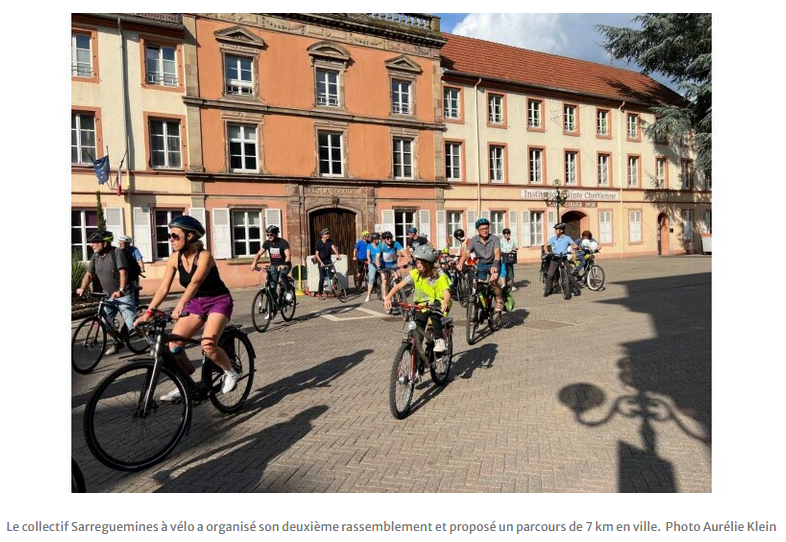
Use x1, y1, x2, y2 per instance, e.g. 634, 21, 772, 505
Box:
561, 210, 587, 241
657, 213, 670, 256
309, 207, 357, 261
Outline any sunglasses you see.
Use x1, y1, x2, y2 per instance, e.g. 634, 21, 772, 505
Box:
168, 233, 181, 240
266, 233, 275, 237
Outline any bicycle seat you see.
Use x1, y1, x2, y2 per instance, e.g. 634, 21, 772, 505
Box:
440, 316, 453, 326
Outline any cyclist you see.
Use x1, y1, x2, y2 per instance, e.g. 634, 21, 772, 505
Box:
572, 230, 600, 283
353, 230, 371, 291
406, 226, 429, 254
457, 217, 504, 313
364, 232, 382, 302
543, 222, 581, 297
376, 231, 408, 299
500, 227, 519, 291
117, 235, 145, 303
315, 228, 341, 300
384, 244, 451, 355
76, 230, 137, 355
133, 215, 239, 400
250, 225, 293, 302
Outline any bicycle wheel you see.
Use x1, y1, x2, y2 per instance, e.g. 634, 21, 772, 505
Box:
71, 458, 86, 493
457, 274, 469, 307
586, 265, 606, 291
466, 299, 478, 345
251, 289, 273, 332
332, 275, 348, 303
84, 360, 191, 471
123, 305, 149, 354
279, 286, 297, 321
204, 329, 256, 414
72, 316, 107, 374
389, 342, 416, 419
430, 329, 452, 386
561, 267, 572, 300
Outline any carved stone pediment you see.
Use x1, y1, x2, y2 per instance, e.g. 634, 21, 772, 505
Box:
307, 41, 351, 64
214, 25, 266, 48
384, 54, 422, 74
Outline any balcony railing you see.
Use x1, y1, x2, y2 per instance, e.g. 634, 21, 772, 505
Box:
367, 13, 440, 32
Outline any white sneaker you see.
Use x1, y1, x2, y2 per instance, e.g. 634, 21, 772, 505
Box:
222, 369, 240, 394
105, 342, 124, 355
511, 286, 518, 292
364, 295, 370, 302
434, 338, 447, 353
159, 388, 182, 403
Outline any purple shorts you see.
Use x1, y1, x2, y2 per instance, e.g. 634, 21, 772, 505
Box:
182, 293, 234, 320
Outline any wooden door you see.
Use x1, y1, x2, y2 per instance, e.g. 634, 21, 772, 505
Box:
309, 209, 356, 266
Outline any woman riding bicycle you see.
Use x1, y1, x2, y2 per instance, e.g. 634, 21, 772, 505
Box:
134, 215, 239, 401
384, 245, 451, 355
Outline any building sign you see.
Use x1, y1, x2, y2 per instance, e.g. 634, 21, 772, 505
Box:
305, 186, 361, 198
520, 188, 619, 202
547, 201, 597, 208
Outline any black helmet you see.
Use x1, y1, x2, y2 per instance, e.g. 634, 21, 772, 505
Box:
502, 228, 511, 235
320, 228, 330, 236
266, 225, 280, 235
88, 231, 112, 243
369, 232, 380, 241
453, 228, 465, 240
554, 222, 566, 230
169, 215, 205, 239
381, 231, 393, 240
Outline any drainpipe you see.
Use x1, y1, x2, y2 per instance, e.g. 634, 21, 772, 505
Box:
474, 78, 483, 215
618, 101, 625, 259
118, 17, 131, 194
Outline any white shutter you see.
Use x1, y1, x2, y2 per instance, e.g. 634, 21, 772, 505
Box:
683, 210, 694, 241
521, 211, 531, 247
132, 207, 152, 262
212, 208, 232, 259
382, 210, 395, 234
467, 209, 476, 233
265, 208, 282, 234
600, 211, 613, 244
630, 211, 642, 243
546, 209, 556, 238
105, 207, 124, 238
187, 207, 207, 250
509, 211, 518, 246
436, 210, 447, 250
418, 210, 431, 241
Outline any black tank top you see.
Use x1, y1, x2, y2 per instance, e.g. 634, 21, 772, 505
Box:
178, 250, 229, 298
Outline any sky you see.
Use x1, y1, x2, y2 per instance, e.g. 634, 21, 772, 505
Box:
437, 13, 679, 91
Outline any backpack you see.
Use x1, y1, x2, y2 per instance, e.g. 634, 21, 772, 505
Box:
122, 247, 142, 283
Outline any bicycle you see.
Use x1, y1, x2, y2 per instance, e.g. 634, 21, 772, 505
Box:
380, 266, 409, 319
465, 272, 503, 345
71, 458, 86, 493
456, 264, 475, 308
251, 265, 297, 332
72, 292, 150, 374
353, 260, 369, 294
321, 262, 348, 302
83, 309, 255, 472
574, 250, 606, 291
389, 302, 453, 419
545, 253, 575, 300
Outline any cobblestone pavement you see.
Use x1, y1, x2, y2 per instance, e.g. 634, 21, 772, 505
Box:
71, 255, 711, 493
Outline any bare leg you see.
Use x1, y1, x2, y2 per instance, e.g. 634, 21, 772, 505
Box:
200, 313, 232, 373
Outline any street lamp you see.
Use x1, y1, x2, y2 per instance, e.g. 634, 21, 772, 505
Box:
544, 178, 569, 222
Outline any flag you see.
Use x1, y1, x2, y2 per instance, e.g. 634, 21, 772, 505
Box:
116, 150, 127, 196
93, 155, 110, 185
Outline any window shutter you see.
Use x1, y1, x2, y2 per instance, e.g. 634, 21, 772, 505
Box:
418, 210, 431, 240
546, 209, 556, 237
521, 211, 531, 247
212, 208, 232, 259
600, 212, 613, 244
187, 207, 207, 250
509, 211, 518, 244
105, 207, 124, 238
382, 210, 395, 234
683, 210, 694, 241
436, 210, 446, 249
265, 208, 282, 234
132, 207, 152, 262
467, 210, 476, 232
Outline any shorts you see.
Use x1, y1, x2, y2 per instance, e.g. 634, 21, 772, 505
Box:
476, 261, 499, 282
182, 293, 234, 320
103, 294, 136, 330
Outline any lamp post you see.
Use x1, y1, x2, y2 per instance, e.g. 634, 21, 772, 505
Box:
544, 179, 569, 222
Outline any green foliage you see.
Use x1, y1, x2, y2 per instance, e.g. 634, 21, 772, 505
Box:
96, 190, 106, 232
72, 250, 88, 292
597, 14, 712, 180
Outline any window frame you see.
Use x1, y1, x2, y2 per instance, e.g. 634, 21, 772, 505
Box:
391, 78, 413, 116
394, 209, 416, 248
140, 36, 184, 92
71, 27, 98, 83
528, 146, 546, 185
564, 149, 580, 186
682, 209, 695, 242
626, 112, 641, 142
71, 208, 100, 261
315, 67, 341, 108
681, 159, 694, 190
487, 92, 507, 128
655, 156, 669, 189
596, 107, 611, 139
392, 137, 415, 180
153, 208, 185, 260
599, 209, 614, 244
71, 107, 103, 167
490, 210, 506, 236
226, 123, 260, 173
224, 53, 256, 97
597, 152, 612, 187
527, 98, 544, 132
563, 102, 579, 135
144, 113, 187, 171
231, 209, 264, 258
627, 154, 641, 188
447, 210, 464, 248
443, 85, 463, 123
317, 130, 345, 177
444, 139, 465, 182
529, 210, 544, 246
628, 209, 643, 244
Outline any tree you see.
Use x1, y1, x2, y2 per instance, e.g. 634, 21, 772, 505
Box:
597, 14, 711, 181
96, 190, 106, 231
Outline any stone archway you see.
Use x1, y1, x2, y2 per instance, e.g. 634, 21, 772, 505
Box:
561, 210, 587, 241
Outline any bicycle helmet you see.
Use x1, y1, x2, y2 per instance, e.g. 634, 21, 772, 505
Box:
581, 239, 591, 248
553, 222, 566, 230
266, 225, 280, 235
412, 244, 438, 263
475, 217, 490, 229
168, 215, 205, 238
87, 231, 112, 243
502, 228, 511, 235
453, 228, 465, 240
381, 231, 393, 240
118, 235, 132, 243
441, 248, 450, 254
589, 241, 599, 251
361, 230, 370, 237
369, 232, 380, 241
320, 228, 330, 236
407, 227, 418, 235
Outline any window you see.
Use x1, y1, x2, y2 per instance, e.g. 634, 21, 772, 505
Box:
393, 138, 413, 179
528, 99, 542, 130
489, 145, 504, 183
529, 211, 544, 246
149, 119, 182, 169
627, 155, 639, 187
701, 210, 712, 234
316, 68, 339, 106
598, 153, 610, 187
444, 87, 460, 119
232, 210, 262, 257
71, 32, 92, 77
565, 151, 578, 185
599, 211, 613, 244
529, 148, 544, 184
71, 112, 96, 165
682, 209, 694, 241
145, 44, 178, 87
318, 131, 343, 176
656, 158, 667, 188
681, 159, 694, 190
225, 55, 253, 96
627, 113, 640, 140
597, 108, 610, 137
488, 94, 503, 124
629, 210, 642, 243
445, 142, 462, 181
563, 104, 577, 133
394, 210, 415, 247
392, 79, 411, 115
447, 211, 463, 248
72, 209, 99, 261
155, 209, 183, 259
228, 124, 257, 172
491, 211, 505, 236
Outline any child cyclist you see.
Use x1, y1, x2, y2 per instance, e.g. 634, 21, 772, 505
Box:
384, 245, 451, 355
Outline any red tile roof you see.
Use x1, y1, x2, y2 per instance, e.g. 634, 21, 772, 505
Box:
441, 32, 683, 107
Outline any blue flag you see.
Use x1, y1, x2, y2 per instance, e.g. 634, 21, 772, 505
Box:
93, 155, 110, 185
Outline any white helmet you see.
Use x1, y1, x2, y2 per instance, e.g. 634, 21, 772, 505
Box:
589, 241, 599, 251
118, 235, 132, 243
581, 239, 591, 248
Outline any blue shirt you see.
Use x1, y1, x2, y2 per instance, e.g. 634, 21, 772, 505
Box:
367, 242, 383, 265
379, 241, 403, 268
355, 239, 369, 261
547, 235, 575, 255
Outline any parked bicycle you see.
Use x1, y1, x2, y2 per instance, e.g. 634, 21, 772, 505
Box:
251, 264, 297, 332
321, 262, 348, 302
83, 309, 255, 471
465, 272, 503, 345
389, 302, 453, 419
72, 292, 149, 374
574, 250, 606, 291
